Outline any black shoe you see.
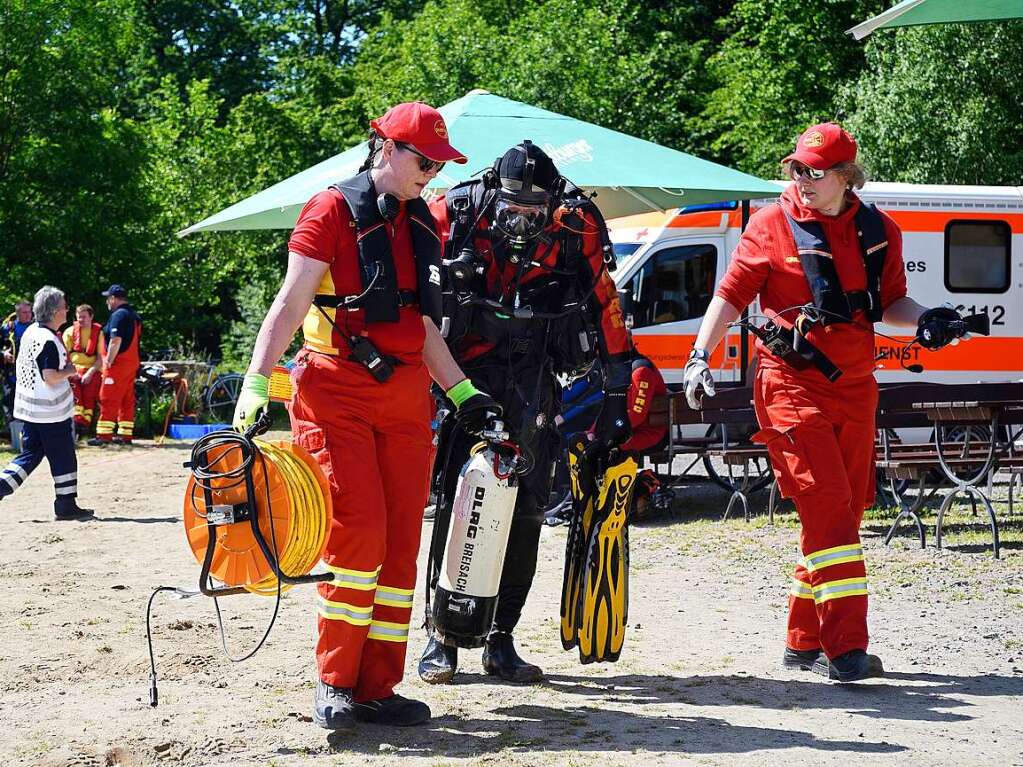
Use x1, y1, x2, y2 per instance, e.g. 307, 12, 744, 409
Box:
352, 694, 430, 726
782, 647, 822, 671
313, 682, 353, 729
812, 649, 884, 682
54, 503, 95, 521
86, 437, 107, 447
482, 630, 544, 683
418, 635, 457, 684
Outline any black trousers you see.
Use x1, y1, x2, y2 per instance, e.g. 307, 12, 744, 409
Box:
434, 359, 560, 633
0, 418, 78, 513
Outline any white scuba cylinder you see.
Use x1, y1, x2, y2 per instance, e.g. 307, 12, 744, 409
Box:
432, 441, 519, 648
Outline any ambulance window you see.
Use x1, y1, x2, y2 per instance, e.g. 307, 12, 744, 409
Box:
944, 220, 1011, 293
613, 243, 641, 264
628, 244, 718, 328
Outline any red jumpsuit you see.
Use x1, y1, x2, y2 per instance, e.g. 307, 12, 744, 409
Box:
287, 189, 434, 703
63, 321, 103, 430
96, 306, 141, 443
715, 184, 907, 659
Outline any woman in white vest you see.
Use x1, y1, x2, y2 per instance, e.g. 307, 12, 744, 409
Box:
0, 286, 93, 520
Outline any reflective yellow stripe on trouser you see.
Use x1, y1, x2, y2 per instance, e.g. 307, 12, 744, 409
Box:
323, 563, 381, 591
367, 619, 410, 643
368, 585, 413, 643
801, 543, 867, 604
318, 598, 373, 625
374, 584, 414, 608
318, 564, 380, 626
801, 543, 864, 572
789, 578, 814, 600
96, 420, 115, 436
812, 577, 868, 603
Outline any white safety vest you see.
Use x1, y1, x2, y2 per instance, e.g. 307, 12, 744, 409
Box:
14, 323, 74, 423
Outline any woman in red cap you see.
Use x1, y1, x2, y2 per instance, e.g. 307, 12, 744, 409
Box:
232, 101, 501, 726
683, 122, 968, 682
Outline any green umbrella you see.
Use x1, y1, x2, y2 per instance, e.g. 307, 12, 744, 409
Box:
178, 90, 779, 236
849, 0, 1023, 39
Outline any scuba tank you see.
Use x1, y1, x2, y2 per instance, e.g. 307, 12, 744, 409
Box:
431, 424, 520, 648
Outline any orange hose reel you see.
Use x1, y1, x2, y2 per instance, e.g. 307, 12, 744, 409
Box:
182, 438, 332, 595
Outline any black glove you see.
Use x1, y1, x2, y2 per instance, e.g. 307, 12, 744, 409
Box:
592, 388, 631, 450
454, 390, 503, 436
917, 306, 964, 350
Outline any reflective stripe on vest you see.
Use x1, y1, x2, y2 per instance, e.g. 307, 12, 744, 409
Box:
13, 323, 74, 422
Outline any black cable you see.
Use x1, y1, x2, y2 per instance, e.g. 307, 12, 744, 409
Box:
729, 302, 915, 344
209, 446, 283, 663
149, 430, 285, 707
727, 302, 927, 374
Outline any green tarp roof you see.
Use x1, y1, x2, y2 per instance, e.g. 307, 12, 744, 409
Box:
850, 0, 1023, 39
179, 90, 779, 236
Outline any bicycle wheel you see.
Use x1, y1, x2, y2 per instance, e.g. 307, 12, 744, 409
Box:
701, 423, 774, 494
205, 373, 244, 423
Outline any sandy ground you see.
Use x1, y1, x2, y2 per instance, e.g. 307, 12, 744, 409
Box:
1, 437, 1022, 767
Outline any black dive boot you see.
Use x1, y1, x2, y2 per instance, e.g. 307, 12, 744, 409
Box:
418, 634, 457, 684
782, 647, 821, 670
482, 630, 543, 683
812, 649, 884, 682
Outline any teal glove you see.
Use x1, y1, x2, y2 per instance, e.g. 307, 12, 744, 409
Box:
232, 372, 269, 431
446, 379, 502, 436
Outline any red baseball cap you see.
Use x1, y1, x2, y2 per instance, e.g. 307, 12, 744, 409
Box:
782, 122, 857, 170
370, 102, 467, 164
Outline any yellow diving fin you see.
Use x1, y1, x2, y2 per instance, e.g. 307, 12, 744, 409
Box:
575, 454, 637, 664
560, 438, 595, 650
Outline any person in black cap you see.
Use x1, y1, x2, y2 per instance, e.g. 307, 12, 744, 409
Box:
88, 285, 143, 445
418, 140, 634, 685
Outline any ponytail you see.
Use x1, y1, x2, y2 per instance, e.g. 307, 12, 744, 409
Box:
358, 130, 381, 172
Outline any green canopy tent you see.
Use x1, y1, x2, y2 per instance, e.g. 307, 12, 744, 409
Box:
178, 90, 779, 236
849, 0, 1023, 39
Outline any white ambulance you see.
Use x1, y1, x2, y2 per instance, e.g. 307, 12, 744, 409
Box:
609, 182, 1023, 386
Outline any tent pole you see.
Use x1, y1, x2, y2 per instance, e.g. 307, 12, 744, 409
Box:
739, 200, 751, 388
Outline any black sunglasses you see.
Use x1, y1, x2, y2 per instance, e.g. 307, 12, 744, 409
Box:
789, 162, 828, 181
396, 142, 446, 173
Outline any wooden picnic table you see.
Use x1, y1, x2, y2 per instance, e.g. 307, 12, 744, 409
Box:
876, 381, 1023, 559
659, 382, 1023, 554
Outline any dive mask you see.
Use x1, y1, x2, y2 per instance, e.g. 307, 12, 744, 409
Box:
493, 193, 549, 243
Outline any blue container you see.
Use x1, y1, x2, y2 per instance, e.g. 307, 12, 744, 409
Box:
167, 422, 231, 440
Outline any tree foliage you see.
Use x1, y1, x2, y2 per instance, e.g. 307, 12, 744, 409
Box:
845, 23, 1023, 185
